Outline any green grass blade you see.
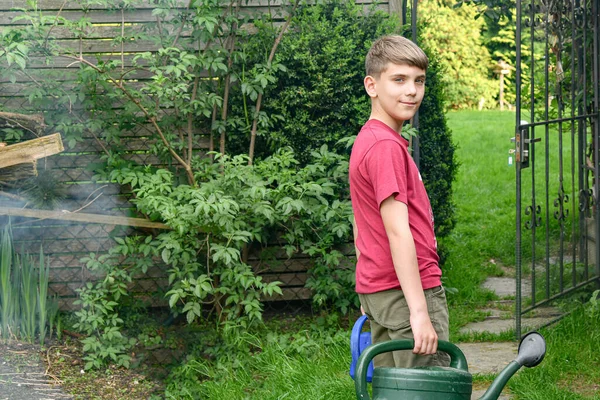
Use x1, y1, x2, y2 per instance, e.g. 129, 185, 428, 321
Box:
38, 244, 49, 345
0, 225, 13, 339
20, 253, 37, 343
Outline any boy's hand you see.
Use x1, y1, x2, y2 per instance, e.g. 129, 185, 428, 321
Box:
410, 312, 438, 355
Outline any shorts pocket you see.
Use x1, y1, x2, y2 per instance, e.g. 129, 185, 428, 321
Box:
367, 290, 411, 331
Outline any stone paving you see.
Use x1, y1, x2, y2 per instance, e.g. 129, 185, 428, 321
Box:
459, 275, 560, 400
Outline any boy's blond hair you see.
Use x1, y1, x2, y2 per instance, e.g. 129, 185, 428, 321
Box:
365, 35, 429, 78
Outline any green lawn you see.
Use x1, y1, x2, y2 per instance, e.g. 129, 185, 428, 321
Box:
166, 110, 600, 400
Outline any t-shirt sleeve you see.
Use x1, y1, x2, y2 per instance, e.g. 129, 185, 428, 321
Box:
363, 140, 408, 207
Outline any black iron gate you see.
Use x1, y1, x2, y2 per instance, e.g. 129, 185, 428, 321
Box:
515, 0, 600, 338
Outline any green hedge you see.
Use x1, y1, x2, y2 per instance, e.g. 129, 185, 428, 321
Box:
229, 0, 457, 241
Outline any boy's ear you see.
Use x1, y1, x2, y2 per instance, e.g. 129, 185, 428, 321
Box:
364, 75, 377, 98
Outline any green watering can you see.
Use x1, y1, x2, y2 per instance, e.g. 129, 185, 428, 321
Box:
355, 331, 546, 400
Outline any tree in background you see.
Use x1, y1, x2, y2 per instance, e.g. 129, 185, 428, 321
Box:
418, 0, 497, 109
483, 10, 517, 106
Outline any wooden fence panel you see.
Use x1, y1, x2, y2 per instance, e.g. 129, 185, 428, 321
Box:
0, 0, 383, 309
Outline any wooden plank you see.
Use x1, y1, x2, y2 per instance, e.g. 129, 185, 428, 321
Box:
261, 271, 307, 286
14, 237, 113, 253
0, 80, 203, 101
5, 195, 135, 215
0, 206, 170, 229
43, 254, 101, 268
0, 0, 190, 10
0, 111, 45, 134
0, 133, 64, 169
0, 67, 156, 83
45, 153, 165, 168
0, 0, 382, 10
12, 223, 117, 240
25, 53, 149, 69
250, 257, 313, 273
0, 7, 286, 25
0, 9, 161, 25
268, 287, 312, 301
65, 137, 212, 153
0, 24, 163, 41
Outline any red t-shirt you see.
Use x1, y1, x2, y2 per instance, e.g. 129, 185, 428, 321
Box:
349, 119, 442, 294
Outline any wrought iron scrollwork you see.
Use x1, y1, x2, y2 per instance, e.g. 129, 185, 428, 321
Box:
579, 188, 594, 213
524, 2, 543, 28
525, 204, 543, 229
553, 189, 570, 220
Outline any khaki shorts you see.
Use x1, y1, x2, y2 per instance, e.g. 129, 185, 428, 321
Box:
358, 286, 451, 368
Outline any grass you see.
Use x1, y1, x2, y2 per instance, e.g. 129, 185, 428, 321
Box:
442, 110, 520, 335
165, 331, 356, 400
509, 303, 600, 399
44, 110, 599, 399
173, 110, 600, 399
443, 110, 600, 399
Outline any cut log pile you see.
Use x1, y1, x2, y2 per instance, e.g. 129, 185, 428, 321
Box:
0, 133, 64, 170
0, 110, 62, 186
0, 112, 169, 229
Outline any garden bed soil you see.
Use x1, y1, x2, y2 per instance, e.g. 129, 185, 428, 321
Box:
0, 339, 164, 400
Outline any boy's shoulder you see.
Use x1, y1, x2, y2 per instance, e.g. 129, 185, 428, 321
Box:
351, 120, 408, 169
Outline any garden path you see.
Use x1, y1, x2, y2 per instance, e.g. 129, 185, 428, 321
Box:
0, 341, 73, 400
460, 276, 561, 400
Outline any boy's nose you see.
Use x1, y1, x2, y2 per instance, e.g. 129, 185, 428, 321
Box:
406, 81, 417, 95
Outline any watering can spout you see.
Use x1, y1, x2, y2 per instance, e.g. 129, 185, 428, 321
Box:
479, 332, 546, 400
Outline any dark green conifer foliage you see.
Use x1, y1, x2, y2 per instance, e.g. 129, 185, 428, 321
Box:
418, 51, 458, 240
229, 0, 458, 241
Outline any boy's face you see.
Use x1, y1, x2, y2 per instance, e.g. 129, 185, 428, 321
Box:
364, 63, 426, 132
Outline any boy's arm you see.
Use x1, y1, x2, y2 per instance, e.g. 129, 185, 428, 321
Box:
352, 217, 361, 260
380, 195, 438, 355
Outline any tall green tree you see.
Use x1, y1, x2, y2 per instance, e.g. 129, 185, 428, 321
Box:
419, 0, 497, 109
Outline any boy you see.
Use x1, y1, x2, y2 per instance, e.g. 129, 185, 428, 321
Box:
349, 35, 450, 368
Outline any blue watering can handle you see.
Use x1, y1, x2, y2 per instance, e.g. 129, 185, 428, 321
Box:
350, 315, 369, 362
354, 339, 469, 400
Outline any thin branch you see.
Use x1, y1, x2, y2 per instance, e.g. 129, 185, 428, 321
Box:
70, 193, 103, 214
15, 68, 110, 157
62, 55, 195, 186
43, 0, 68, 48
121, 7, 125, 71
210, 103, 217, 159
45, 346, 65, 384
187, 71, 200, 165
171, 0, 194, 48
181, 0, 236, 164
0, 111, 45, 137
219, 0, 242, 156
248, 0, 300, 165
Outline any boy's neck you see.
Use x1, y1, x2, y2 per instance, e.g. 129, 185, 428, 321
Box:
369, 116, 404, 135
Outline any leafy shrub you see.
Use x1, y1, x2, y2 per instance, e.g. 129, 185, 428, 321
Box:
229, 0, 458, 241
123, 146, 355, 322
75, 144, 354, 365
417, 51, 458, 239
